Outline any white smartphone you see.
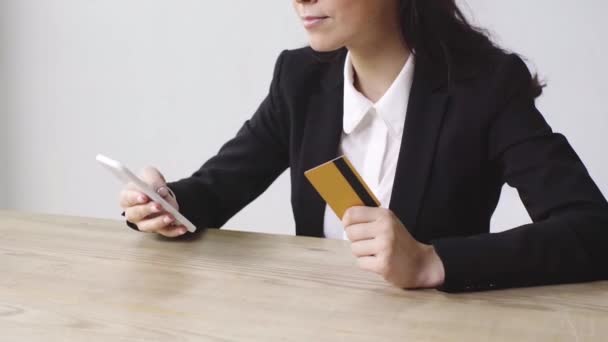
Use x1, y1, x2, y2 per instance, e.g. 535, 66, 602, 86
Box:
96, 154, 197, 233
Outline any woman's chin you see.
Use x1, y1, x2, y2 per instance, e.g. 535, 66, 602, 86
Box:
307, 39, 344, 53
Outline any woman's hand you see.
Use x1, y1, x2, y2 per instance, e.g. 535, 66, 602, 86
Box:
119, 166, 187, 238
343, 207, 445, 289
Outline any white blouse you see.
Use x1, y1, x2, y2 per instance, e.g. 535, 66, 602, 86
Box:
323, 52, 415, 240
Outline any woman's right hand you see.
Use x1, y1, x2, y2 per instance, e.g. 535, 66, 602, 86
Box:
119, 166, 187, 238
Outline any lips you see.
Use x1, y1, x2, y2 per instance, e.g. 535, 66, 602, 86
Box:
302, 16, 329, 29
303, 16, 328, 20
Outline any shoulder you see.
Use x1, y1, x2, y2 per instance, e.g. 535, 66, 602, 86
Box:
485, 52, 535, 92
455, 50, 539, 100
272, 47, 346, 94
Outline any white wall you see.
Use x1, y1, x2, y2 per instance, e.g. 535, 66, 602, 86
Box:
0, 1, 9, 209
2, 0, 304, 233
3, 1, 607, 234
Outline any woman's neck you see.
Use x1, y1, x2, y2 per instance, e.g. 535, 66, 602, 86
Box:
348, 37, 411, 103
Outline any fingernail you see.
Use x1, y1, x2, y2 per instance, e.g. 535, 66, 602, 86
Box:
157, 187, 169, 197
163, 216, 174, 224
138, 195, 146, 203
151, 204, 161, 213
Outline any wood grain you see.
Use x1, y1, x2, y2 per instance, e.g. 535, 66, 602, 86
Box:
1, 210, 607, 341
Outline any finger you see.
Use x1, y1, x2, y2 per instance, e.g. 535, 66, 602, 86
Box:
344, 222, 377, 242
139, 166, 167, 191
137, 214, 176, 233
156, 186, 170, 198
125, 181, 139, 191
156, 225, 188, 238
119, 189, 149, 208
356, 256, 379, 273
342, 206, 385, 227
125, 202, 163, 223
351, 239, 378, 257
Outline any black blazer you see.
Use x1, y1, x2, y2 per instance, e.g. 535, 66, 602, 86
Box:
166, 47, 608, 292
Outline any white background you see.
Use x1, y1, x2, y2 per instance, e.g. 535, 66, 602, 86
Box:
1, 1, 606, 235
1, 0, 9, 209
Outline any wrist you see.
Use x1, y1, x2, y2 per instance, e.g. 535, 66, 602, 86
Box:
418, 244, 445, 288
160, 185, 179, 211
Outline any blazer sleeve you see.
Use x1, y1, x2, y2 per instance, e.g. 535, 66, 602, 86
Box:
432, 55, 608, 292
166, 50, 291, 230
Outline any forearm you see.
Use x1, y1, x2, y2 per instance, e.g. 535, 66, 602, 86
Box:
167, 176, 222, 230
432, 206, 608, 292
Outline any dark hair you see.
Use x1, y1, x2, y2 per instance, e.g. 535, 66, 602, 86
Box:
399, 0, 545, 97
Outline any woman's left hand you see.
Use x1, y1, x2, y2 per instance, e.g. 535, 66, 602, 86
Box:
343, 206, 445, 289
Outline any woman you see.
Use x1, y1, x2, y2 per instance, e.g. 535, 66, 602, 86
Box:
119, 0, 608, 292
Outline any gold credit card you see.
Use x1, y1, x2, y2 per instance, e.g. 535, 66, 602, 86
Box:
304, 155, 380, 219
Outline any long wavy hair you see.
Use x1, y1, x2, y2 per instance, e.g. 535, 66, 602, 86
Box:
399, 0, 544, 97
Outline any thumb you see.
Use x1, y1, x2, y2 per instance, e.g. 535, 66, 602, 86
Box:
139, 166, 167, 191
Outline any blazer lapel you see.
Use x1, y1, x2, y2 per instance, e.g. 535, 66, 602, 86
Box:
296, 53, 346, 237
389, 57, 450, 238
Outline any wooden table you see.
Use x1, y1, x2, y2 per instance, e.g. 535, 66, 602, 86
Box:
1, 211, 607, 341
